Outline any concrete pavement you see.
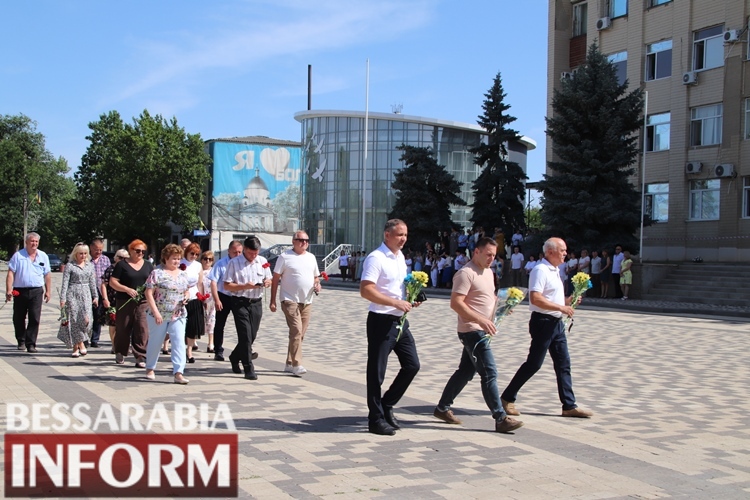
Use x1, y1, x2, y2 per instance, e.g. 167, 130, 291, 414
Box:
1, 272, 749, 498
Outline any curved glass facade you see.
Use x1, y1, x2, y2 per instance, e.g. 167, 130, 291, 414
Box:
294, 110, 534, 251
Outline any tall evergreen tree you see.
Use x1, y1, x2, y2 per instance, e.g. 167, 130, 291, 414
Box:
387, 145, 465, 250
470, 72, 527, 236
540, 43, 643, 252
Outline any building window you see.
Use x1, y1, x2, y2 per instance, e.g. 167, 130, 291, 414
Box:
693, 26, 724, 71
608, 51, 627, 85
649, 0, 672, 6
645, 40, 672, 81
690, 104, 722, 147
609, 0, 627, 18
744, 177, 750, 218
645, 183, 669, 222
573, 3, 587, 37
689, 180, 720, 220
646, 112, 670, 152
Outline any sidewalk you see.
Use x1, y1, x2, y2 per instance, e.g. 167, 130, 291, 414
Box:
1, 272, 749, 498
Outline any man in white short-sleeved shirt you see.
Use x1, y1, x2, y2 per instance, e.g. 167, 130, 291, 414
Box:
501, 237, 593, 419
360, 219, 421, 436
270, 231, 321, 377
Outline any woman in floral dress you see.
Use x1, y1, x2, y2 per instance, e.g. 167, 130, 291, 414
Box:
144, 244, 190, 384
200, 250, 216, 353
57, 243, 98, 357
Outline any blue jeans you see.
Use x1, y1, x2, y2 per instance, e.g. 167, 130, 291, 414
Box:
501, 312, 577, 410
146, 314, 187, 375
437, 330, 506, 421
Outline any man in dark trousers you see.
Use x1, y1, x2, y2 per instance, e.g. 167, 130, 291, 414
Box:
208, 239, 243, 361
360, 219, 421, 436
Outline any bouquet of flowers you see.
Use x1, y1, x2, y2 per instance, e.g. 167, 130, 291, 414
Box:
563, 272, 592, 330
396, 271, 429, 341
494, 287, 528, 328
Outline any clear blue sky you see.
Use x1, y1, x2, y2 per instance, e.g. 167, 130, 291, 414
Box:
3, 0, 549, 187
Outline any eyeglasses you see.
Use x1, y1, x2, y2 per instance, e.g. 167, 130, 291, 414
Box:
202, 257, 213, 261
133, 249, 145, 254
294, 238, 310, 243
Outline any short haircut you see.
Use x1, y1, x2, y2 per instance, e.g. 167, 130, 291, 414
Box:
185, 242, 201, 256
161, 244, 183, 264
228, 239, 243, 250
25, 232, 40, 242
543, 238, 562, 254
201, 250, 214, 261
476, 237, 497, 249
128, 239, 147, 253
384, 219, 406, 232
114, 249, 129, 260
244, 235, 261, 250
90, 238, 104, 247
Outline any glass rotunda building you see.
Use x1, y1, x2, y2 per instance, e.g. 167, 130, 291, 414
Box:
294, 110, 536, 251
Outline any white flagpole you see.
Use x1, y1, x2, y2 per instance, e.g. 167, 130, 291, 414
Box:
360, 59, 370, 251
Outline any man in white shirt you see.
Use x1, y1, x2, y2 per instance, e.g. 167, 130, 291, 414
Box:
612, 245, 625, 298
360, 219, 421, 436
501, 237, 593, 419
223, 236, 272, 380
590, 250, 602, 297
510, 246, 525, 287
270, 231, 321, 377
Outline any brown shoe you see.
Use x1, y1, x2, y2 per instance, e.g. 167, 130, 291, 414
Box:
495, 416, 524, 433
433, 408, 462, 425
562, 407, 593, 418
501, 398, 520, 416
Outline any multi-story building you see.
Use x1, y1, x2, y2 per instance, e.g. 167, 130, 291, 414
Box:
294, 109, 536, 251
549, 0, 749, 261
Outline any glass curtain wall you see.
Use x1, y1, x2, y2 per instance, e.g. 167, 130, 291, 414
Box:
300, 116, 484, 251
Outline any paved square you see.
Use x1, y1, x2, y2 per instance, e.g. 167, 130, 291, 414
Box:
1, 273, 749, 498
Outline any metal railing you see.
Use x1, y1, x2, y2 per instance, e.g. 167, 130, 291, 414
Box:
260, 244, 293, 261
323, 244, 355, 275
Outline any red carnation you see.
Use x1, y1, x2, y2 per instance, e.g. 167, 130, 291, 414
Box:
12, 290, 20, 297
109, 313, 117, 322
320, 272, 329, 281
262, 262, 271, 269
197, 292, 210, 302
179, 263, 187, 271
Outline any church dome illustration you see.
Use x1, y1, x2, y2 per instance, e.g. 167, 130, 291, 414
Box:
242, 167, 271, 206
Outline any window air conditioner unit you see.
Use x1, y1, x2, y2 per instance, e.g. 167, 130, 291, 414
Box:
685, 162, 702, 174
596, 16, 611, 30
682, 71, 698, 85
723, 29, 739, 42
560, 72, 573, 81
714, 164, 735, 177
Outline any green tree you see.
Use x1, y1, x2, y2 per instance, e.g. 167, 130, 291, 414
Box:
387, 145, 466, 250
73, 110, 211, 248
470, 72, 527, 236
0, 114, 75, 255
540, 43, 643, 252
525, 206, 544, 233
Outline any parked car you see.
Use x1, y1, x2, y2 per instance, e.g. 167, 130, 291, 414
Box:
48, 254, 63, 272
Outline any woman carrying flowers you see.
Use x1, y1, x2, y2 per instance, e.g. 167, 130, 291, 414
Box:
200, 250, 216, 352
57, 243, 98, 357
101, 249, 128, 353
144, 244, 190, 384
109, 239, 153, 366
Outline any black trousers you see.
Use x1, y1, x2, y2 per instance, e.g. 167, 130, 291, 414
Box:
13, 287, 44, 348
213, 292, 235, 356
230, 298, 262, 369
612, 273, 622, 298
91, 290, 103, 344
366, 312, 420, 424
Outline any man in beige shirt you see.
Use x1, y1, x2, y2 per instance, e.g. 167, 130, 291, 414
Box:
433, 237, 523, 434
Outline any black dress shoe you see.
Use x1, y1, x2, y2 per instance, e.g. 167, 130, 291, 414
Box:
17, 343, 24, 350
187, 357, 195, 364
384, 406, 401, 430
90, 342, 99, 348
229, 358, 242, 374
243, 363, 257, 380
214, 353, 225, 362
368, 420, 396, 436
27, 347, 38, 353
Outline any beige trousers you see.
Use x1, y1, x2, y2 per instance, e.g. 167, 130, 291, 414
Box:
281, 301, 312, 366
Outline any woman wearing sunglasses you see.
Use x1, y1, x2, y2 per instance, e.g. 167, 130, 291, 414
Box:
181, 242, 204, 363
109, 239, 153, 366
200, 250, 216, 353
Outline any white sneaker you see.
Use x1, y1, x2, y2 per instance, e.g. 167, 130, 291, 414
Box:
284, 364, 293, 373
291, 365, 307, 376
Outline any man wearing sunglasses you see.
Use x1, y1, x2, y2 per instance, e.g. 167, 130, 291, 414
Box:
270, 231, 321, 377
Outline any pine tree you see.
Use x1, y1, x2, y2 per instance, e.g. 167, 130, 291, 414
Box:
388, 145, 466, 250
470, 72, 527, 236
540, 43, 643, 253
